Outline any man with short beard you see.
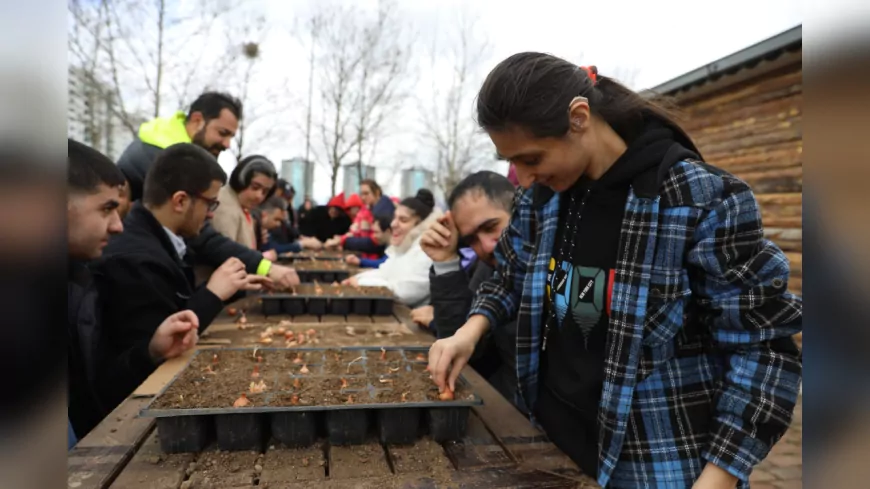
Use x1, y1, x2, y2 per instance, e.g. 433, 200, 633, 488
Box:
117, 91, 299, 289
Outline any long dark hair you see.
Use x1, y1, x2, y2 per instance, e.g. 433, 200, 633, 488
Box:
476, 53, 694, 147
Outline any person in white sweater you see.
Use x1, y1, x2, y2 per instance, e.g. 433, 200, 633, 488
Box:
343, 189, 441, 307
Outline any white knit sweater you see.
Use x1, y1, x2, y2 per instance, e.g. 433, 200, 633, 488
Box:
354, 209, 442, 307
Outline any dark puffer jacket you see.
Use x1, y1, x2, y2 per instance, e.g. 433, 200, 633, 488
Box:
116, 114, 264, 274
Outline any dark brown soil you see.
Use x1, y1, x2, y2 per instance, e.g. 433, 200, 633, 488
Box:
200, 322, 426, 349
291, 260, 350, 271
186, 449, 261, 487
280, 250, 353, 260
388, 438, 453, 476
328, 443, 392, 479
150, 348, 474, 411
275, 283, 392, 298
258, 446, 326, 485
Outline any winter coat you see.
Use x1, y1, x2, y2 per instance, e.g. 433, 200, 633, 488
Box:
354, 209, 442, 307
91, 203, 225, 410
115, 112, 265, 274
211, 186, 257, 250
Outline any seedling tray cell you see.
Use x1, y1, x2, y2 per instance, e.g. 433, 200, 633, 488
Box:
215, 413, 266, 451
326, 409, 370, 445
260, 284, 395, 316
156, 415, 212, 453
377, 408, 421, 445
271, 411, 317, 447
142, 347, 482, 452
278, 250, 356, 262
427, 407, 470, 443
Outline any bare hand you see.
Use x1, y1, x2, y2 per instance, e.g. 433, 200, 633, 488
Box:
262, 249, 278, 262
299, 237, 322, 250
420, 211, 460, 263
243, 274, 274, 292
206, 257, 249, 301
268, 264, 301, 289
324, 237, 341, 249
149, 310, 199, 361
345, 255, 361, 266
428, 316, 488, 392
411, 305, 434, 328
341, 276, 359, 287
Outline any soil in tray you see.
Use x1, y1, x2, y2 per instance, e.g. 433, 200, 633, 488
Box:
151, 349, 473, 411
277, 283, 393, 298
291, 260, 350, 271
151, 351, 288, 409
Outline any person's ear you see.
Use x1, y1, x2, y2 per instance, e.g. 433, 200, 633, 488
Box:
189, 111, 206, 132
568, 96, 591, 133
171, 191, 189, 213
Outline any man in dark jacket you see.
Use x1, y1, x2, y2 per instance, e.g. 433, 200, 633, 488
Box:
68, 139, 199, 440
92, 143, 269, 410
419, 171, 527, 414
116, 91, 299, 289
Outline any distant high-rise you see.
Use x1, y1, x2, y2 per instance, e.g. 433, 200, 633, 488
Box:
342, 162, 376, 196
281, 157, 314, 209
67, 65, 141, 161
401, 168, 434, 198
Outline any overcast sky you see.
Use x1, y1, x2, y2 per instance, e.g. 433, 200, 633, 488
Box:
215, 0, 804, 204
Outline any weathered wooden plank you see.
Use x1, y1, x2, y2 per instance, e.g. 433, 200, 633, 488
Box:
258, 445, 327, 485
755, 193, 802, 206
185, 448, 260, 488
765, 227, 802, 252
450, 466, 598, 488
328, 442, 392, 480
321, 314, 347, 325
373, 314, 402, 325
68, 398, 156, 489
442, 410, 515, 470
386, 438, 453, 477
461, 367, 590, 480
293, 314, 321, 323
347, 314, 374, 323
681, 69, 801, 115
108, 432, 194, 489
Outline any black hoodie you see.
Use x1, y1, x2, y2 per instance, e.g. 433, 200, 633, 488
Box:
534, 117, 699, 477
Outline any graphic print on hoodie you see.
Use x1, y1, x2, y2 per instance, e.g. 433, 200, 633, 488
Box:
535, 116, 699, 477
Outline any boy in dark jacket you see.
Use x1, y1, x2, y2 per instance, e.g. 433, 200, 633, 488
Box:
115, 91, 299, 289
92, 143, 270, 410
419, 171, 526, 413
68, 140, 200, 440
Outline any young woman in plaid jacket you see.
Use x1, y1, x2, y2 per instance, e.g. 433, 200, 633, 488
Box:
428, 54, 802, 488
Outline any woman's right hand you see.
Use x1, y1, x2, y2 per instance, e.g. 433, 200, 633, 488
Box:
428, 315, 489, 392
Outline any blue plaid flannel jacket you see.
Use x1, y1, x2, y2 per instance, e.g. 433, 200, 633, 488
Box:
470, 160, 802, 488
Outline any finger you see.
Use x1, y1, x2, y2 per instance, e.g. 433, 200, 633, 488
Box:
430, 222, 451, 240
447, 356, 468, 393
434, 348, 454, 391
175, 310, 200, 329
163, 318, 195, 335
427, 344, 443, 388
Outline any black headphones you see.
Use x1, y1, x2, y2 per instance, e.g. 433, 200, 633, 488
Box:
238, 156, 277, 187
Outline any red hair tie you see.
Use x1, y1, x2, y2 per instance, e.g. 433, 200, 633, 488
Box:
581, 65, 598, 86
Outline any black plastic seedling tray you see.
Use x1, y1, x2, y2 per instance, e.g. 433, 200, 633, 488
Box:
260, 292, 394, 316
278, 250, 356, 262
141, 347, 482, 453
296, 270, 351, 283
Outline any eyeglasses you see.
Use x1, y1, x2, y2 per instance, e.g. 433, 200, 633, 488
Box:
192, 194, 220, 212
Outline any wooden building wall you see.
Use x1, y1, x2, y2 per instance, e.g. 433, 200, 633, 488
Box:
674, 62, 802, 294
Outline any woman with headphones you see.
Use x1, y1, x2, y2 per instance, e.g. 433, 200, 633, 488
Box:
212, 155, 278, 252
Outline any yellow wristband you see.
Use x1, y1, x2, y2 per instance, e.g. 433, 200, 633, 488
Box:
257, 259, 273, 276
